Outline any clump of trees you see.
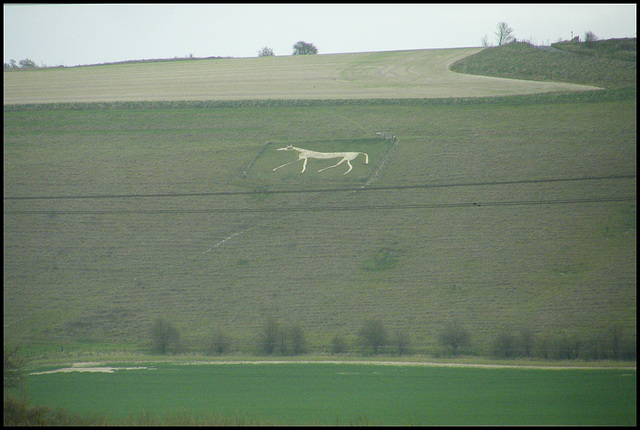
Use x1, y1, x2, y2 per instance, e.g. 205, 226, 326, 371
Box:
257, 46, 274, 57
258, 318, 306, 356
4, 346, 26, 394
4, 346, 54, 426
4, 58, 40, 70
292, 41, 318, 55
584, 31, 598, 49
438, 321, 471, 356
490, 324, 636, 360
356, 320, 411, 355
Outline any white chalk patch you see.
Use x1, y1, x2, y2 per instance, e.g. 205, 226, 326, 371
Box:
30, 366, 153, 375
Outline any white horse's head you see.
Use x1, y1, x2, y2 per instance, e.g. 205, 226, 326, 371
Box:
277, 145, 294, 151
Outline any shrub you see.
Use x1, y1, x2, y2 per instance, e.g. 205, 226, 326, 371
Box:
207, 330, 232, 355
3, 346, 26, 392
438, 321, 470, 356
359, 320, 387, 355
258, 47, 274, 57
330, 335, 347, 354
492, 330, 516, 358
4, 395, 53, 426
363, 248, 400, 271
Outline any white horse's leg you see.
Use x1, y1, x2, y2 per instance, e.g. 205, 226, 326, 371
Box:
343, 160, 353, 174
301, 157, 308, 173
273, 158, 302, 171
317, 158, 346, 172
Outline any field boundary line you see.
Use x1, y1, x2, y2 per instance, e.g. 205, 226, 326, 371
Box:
4, 174, 635, 201
160, 359, 637, 370
6, 195, 635, 215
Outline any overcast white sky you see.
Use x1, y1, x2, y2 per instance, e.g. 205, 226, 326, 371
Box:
3, 3, 637, 67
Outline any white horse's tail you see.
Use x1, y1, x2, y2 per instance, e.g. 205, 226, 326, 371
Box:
362, 152, 369, 164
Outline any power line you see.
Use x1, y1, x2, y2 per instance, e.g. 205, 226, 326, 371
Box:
2, 174, 635, 201
4, 196, 635, 215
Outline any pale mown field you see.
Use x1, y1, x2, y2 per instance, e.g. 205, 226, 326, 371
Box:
3, 48, 600, 104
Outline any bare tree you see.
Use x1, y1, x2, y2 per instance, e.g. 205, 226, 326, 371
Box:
495, 22, 515, 46
584, 31, 598, 49
481, 34, 491, 47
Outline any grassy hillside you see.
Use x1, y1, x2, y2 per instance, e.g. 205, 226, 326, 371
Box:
3, 44, 636, 358
450, 40, 636, 89
552, 37, 636, 62
4, 98, 635, 356
3, 48, 599, 105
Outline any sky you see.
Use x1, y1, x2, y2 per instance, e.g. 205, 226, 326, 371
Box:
3, 3, 637, 67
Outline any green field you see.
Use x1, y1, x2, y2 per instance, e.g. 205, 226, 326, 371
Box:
22, 362, 636, 425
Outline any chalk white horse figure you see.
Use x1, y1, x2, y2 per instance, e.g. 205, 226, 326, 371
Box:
273, 145, 369, 175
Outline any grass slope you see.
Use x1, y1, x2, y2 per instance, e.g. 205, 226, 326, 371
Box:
3, 48, 599, 105
450, 40, 636, 89
4, 98, 635, 354
3, 43, 636, 357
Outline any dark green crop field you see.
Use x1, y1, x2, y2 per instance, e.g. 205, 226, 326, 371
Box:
22, 362, 636, 425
